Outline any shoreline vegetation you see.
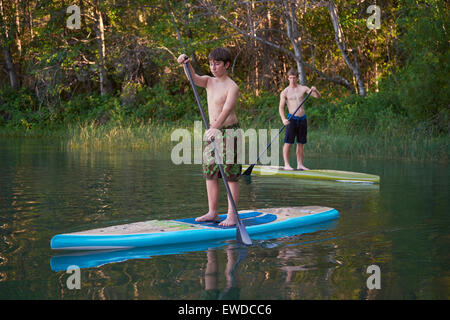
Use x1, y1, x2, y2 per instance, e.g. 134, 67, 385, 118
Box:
66, 122, 448, 163
0, 1, 448, 163
0, 106, 447, 163
0, 87, 448, 163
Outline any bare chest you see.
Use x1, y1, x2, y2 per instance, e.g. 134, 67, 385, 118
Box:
207, 82, 229, 108
285, 87, 306, 103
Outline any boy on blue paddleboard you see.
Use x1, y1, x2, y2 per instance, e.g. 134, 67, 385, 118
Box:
177, 48, 242, 227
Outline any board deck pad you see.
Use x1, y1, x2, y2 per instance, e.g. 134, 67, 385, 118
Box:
175, 211, 262, 228
176, 212, 277, 229
50, 206, 340, 250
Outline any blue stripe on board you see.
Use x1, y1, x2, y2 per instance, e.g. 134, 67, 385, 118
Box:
175, 211, 262, 228
176, 213, 277, 229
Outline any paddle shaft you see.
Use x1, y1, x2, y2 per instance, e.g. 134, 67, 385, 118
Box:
182, 57, 251, 246
243, 90, 312, 175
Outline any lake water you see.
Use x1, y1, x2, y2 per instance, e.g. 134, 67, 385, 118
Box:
0, 137, 448, 300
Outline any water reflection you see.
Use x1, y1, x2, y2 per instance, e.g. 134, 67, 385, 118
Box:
50, 220, 338, 271
1, 137, 448, 299
201, 246, 246, 300
47, 220, 340, 299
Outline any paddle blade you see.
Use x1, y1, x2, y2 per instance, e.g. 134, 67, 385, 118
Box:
242, 164, 255, 176
236, 223, 252, 246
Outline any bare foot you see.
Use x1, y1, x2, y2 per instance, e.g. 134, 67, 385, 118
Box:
195, 212, 219, 222
219, 214, 236, 227
283, 165, 294, 171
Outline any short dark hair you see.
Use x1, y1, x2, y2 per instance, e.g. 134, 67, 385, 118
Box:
208, 48, 232, 66
287, 68, 298, 77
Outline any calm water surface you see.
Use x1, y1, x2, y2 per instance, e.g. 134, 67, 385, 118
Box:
0, 137, 448, 299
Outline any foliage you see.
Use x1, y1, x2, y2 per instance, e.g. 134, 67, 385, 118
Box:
388, 0, 449, 123
0, 0, 448, 159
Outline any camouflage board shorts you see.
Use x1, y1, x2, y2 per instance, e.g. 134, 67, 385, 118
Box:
202, 123, 242, 182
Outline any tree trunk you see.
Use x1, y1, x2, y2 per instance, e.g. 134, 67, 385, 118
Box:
262, 6, 273, 90
247, 0, 259, 95
283, 0, 306, 84
3, 47, 19, 89
26, 0, 33, 40
94, 0, 111, 96
13, 0, 21, 56
0, 0, 19, 89
327, 1, 366, 96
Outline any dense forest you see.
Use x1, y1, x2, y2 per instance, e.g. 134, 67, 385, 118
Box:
0, 0, 448, 151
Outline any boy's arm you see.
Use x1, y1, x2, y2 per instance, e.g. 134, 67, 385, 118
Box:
308, 86, 321, 98
210, 85, 239, 130
279, 90, 289, 125
177, 54, 210, 88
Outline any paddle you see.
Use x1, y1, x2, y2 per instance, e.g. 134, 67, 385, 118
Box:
219, 245, 248, 299
242, 90, 312, 176
181, 56, 252, 246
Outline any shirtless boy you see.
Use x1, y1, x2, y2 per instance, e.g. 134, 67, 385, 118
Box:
177, 48, 241, 227
279, 68, 321, 170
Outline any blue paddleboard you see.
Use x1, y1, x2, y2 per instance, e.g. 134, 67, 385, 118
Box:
50, 218, 338, 271
50, 206, 339, 250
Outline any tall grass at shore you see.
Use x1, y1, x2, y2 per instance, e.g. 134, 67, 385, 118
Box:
60, 120, 448, 163
0, 120, 447, 162
308, 129, 448, 162
64, 121, 176, 151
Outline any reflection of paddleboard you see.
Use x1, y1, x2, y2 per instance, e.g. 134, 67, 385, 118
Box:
50, 219, 338, 271
50, 206, 339, 250
243, 165, 380, 183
